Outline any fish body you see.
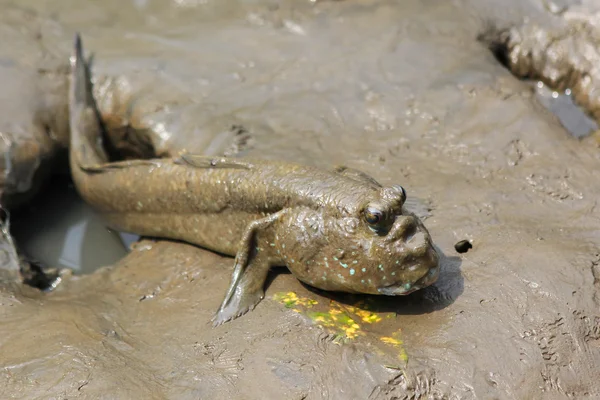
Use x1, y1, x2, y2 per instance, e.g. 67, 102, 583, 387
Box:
69, 35, 439, 325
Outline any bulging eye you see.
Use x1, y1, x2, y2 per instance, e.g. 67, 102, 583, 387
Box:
364, 207, 383, 225
399, 186, 406, 202
392, 185, 407, 204
364, 204, 395, 235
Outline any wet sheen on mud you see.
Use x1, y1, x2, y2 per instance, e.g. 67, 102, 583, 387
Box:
533, 82, 598, 138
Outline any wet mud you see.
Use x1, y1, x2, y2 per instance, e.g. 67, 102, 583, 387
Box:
479, 2, 600, 138
1, 0, 600, 398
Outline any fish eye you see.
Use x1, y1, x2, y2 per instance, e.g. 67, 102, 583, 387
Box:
364, 207, 383, 225
364, 206, 386, 232
399, 186, 406, 202
363, 203, 395, 235
392, 185, 407, 203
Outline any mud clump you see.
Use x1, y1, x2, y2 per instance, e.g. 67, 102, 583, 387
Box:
454, 239, 472, 254
479, 11, 600, 135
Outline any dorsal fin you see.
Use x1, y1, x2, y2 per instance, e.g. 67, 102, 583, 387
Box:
176, 154, 253, 170
79, 155, 163, 173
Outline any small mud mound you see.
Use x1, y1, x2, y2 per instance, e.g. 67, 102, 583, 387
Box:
478, 20, 600, 138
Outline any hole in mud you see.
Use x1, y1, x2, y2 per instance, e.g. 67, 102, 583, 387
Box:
10, 173, 140, 276
0, 206, 7, 224
454, 240, 472, 254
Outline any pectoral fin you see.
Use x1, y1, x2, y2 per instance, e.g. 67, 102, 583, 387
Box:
212, 209, 288, 326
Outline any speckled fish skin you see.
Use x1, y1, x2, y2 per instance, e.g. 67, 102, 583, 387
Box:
69, 34, 440, 325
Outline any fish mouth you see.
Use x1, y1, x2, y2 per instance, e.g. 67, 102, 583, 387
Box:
376, 263, 440, 296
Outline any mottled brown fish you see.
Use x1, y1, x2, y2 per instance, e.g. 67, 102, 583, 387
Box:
69, 34, 440, 325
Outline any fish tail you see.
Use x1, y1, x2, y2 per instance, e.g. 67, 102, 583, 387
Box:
69, 33, 110, 168
70, 34, 93, 109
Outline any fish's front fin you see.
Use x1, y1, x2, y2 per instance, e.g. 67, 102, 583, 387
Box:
176, 154, 253, 170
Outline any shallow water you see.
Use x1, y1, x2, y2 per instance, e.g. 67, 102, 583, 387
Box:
10, 175, 133, 274
533, 82, 599, 138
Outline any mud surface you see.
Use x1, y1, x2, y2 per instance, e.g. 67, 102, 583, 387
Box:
480, 0, 600, 138
1, 0, 600, 398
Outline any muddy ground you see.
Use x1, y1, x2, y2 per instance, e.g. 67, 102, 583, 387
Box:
1, 0, 600, 399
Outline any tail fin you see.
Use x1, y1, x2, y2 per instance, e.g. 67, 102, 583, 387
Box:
69, 33, 110, 168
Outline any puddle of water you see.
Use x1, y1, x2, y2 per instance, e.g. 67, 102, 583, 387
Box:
10, 174, 139, 275
119, 232, 141, 248
533, 81, 598, 138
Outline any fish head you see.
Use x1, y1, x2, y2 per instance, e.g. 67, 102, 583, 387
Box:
294, 184, 439, 295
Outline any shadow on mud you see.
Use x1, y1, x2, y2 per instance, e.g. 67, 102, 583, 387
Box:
279, 245, 463, 316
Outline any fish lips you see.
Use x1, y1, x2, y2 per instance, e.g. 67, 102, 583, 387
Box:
376, 262, 440, 296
